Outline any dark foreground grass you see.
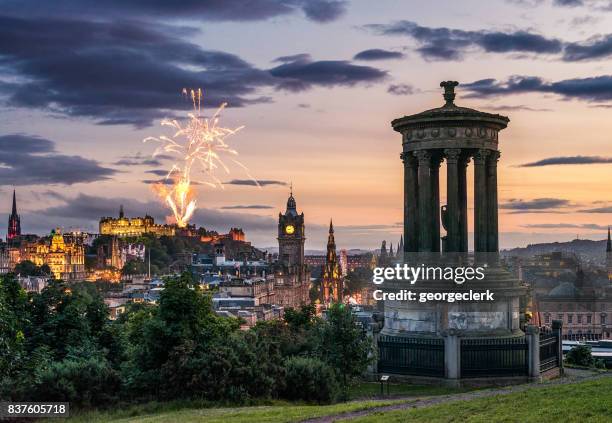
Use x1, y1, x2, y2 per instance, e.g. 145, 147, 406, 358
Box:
352, 376, 612, 423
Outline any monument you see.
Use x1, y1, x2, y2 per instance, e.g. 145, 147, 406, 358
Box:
378, 82, 530, 383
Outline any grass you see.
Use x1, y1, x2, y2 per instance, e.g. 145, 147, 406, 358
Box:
63, 399, 412, 423
348, 382, 469, 399
351, 376, 612, 423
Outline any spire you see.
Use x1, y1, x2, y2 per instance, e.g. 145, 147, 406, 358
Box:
119, 204, 125, 218
399, 235, 404, 253
285, 184, 297, 216
389, 243, 394, 256
607, 226, 611, 253
329, 219, 334, 233
11, 189, 17, 215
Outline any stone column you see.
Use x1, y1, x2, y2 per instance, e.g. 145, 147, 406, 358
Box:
415, 150, 432, 252
401, 152, 419, 254
430, 155, 443, 253
526, 325, 541, 381
473, 149, 490, 253
459, 155, 470, 253
487, 151, 500, 252
444, 329, 461, 382
444, 149, 461, 252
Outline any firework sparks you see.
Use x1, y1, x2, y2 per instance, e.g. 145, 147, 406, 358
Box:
144, 88, 257, 227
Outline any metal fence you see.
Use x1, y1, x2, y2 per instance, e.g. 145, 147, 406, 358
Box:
539, 327, 560, 373
378, 335, 445, 377
460, 336, 528, 378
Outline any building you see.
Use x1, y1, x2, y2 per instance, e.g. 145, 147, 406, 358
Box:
273, 189, 310, 309
16, 229, 86, 280
99, 205, 175, 237
7, 190, 21, 242
322, 220, 342, 303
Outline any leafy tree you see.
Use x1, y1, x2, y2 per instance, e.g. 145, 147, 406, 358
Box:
345, 267, 373, 295
283, 356, 339, 403
0, 275, 28, 379
317, 304, 373, 391
13, 260, 50, 276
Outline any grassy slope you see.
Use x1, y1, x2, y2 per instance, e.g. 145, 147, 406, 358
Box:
352, 377, 612, 423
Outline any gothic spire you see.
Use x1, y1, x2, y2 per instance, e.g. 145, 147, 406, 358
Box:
11, 190, 17, 215
119, 204, 124, 219
607, 226, 611, 253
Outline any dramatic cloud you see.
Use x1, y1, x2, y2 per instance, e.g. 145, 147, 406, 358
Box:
580, 206, 612, 213
146, 170, 170, 177
463, 75, 612, 102
0, 16, 384, 127
269, 54, 387, 91
553, 0, 583, 6
220, 205, 274, 210
225, 179, 287, 187
564, 35, 612, 61
483, 104, 552, 112
387, 84, 415, 95
0, 0, 347, 23
365, 21, 562, 60
500, 198, 571, 211
519, 156, 612, 167
0, 134, 116, 185
522, 223, 607, 229
353, 49, 404, 61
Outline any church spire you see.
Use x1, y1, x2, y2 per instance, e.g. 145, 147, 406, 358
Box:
7, 189, 21, 241
11, 189, 17, 215
119, 204, 124, 219
607, 226, 611, 253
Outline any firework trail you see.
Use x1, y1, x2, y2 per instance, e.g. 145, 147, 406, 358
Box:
144, 88, 258, 227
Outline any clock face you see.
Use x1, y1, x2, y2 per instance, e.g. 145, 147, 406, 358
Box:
285, 224, 295, 234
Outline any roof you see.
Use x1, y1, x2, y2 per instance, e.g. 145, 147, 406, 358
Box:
547, 282, 581, 298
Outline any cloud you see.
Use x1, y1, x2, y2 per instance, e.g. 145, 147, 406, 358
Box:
224, 179, 288, 187
522, 223, 607, 229
365, 21, 562, 61
269, 55, 388, 91
146, 169, 170, 176
353, 49, 404, 61
387, 84, 415, 95
580, 206, 612, 213
463, 75, 612, 102
499, 198, 571, 211
220, 205, 274, 210
553, 0, 583, 6
114, 158, 162, 166
482, 104, 552, 111
0, 16, 383, 127
0, 134, 116, 185
1, 0, 347, 23
564, 34, 612, 61
519, 155, 612, 167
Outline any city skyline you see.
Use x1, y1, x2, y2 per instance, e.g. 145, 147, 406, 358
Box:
1, 0, 612, 249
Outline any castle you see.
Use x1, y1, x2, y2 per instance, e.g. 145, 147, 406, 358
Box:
99, 205, 175, 237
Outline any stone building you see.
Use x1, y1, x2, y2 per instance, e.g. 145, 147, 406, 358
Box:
99, 205, 175, 237
273, 189, 310, 309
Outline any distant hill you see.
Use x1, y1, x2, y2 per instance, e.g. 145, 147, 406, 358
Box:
502, 238, 608, 264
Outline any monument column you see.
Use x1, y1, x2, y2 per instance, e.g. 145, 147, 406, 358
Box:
430, 155, 443, 252
459, 155, 470, 252
402, 152, 419, 253
415, 150, 432, 252
444, 149, 461, 252
487, 151, 500, 252
474, 149, 490, 252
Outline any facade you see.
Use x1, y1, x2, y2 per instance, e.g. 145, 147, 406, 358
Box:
322, 220, 342, 303
16, 229, 86, 280
7, 190, 21, 242
99, 205, 175, 237
274, 190, 310, 309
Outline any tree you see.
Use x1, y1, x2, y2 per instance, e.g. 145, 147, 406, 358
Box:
345, 267, 373, 295
317, 304, 373, 392
13, 260, 50, 277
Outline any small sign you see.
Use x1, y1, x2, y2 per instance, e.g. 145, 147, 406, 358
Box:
380, 375, 389, 381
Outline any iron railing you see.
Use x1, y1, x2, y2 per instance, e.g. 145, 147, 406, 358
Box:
460, 336, 528, 378
378, 335, 445, 377
539, 327, 560, 373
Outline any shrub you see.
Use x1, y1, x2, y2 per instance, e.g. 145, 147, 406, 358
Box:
282, 356, 339, 403
566, 344, 595, 367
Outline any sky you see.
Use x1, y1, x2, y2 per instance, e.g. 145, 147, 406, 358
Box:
0, 0, 611, 250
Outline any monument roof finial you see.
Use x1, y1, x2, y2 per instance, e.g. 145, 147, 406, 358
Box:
440, 81, 459, 107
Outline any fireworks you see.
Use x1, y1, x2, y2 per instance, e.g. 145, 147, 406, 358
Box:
144, 88, 257, 227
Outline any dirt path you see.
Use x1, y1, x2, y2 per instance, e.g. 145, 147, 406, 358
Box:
301, 369, 610, 423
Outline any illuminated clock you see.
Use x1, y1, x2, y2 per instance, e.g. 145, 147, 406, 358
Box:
285, 224, 295, 234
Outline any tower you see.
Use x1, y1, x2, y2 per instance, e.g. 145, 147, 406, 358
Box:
7, 190, 21, 242
119, 204, 125, 219
322, 220, 342, 303
607, 226, 611, 281
278, 187, 305, 270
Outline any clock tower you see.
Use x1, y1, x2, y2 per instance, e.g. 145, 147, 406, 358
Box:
278, 188, 305, 269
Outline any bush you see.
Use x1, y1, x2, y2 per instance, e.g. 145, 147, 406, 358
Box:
565, 344, 605, 368
30, 357, 121, 407
282, 356, 339, 403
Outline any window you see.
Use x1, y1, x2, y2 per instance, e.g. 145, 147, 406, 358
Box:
557, 314, 563, 321
587, 315, 592, 324
602, 314, 607, 325
577, 315, 582, 324
544, 314, 550, 324
568, 314, 573, 324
